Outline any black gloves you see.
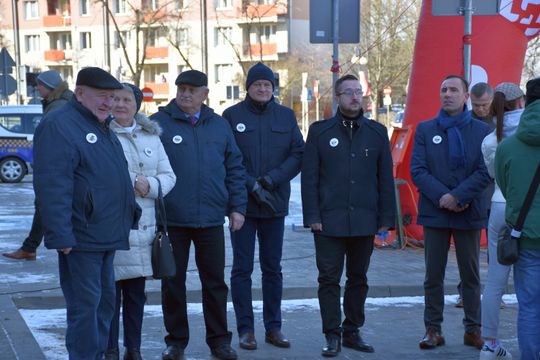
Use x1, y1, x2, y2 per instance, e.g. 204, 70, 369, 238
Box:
251, 182, 277, 214
257, 175, 275, 191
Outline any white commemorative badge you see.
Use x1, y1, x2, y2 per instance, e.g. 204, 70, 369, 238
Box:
432, 135, 442, 144
172, 135, 183, 144
329, 138, 339, 147
236, 123, 246, 132
86, 133, 97, 144
144, 147, 153, 157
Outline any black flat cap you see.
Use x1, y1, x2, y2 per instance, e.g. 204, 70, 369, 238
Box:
175, 70, 208, 87
76, 67, 123, 90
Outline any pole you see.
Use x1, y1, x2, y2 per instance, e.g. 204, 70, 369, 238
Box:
11, 0, 21, 104
103, 0, 111, 72
332, 0, 339, 114
463, 0, 473, 84
200, 0, 208, 75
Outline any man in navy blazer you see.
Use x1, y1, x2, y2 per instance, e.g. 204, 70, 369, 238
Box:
410, 75, 491, 351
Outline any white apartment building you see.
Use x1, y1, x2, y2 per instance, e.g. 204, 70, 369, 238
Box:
0, 0, 324, 114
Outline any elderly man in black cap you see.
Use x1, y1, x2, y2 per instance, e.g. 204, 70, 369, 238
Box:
33, 66, 140, 360
223, 62, 304, 351
3, 70, 73, 261
151, 70, 247, 360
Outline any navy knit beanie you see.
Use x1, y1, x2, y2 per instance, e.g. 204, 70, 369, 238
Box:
246, 62, 275, 91
122, 83, 143, 113
526, 77, 540, 106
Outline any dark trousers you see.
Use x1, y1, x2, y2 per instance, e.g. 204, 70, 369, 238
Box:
423, 227, 481, 333
21, 205, 44, 253
161, 226, 231, 349
230, 217, 284, 336
108, 277, 146, 350
314, 234, 374, 338
59, 251, 116, 360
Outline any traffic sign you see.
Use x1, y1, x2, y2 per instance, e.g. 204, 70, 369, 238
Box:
383, 86, 392, 96
0, 74, 17, 96
0, 48, 15, 73
141, 87, 154, 102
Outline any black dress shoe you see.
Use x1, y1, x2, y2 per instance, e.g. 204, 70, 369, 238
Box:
162, 345, 183, 360
322, 335, 341, 357
342, 332, 374, 353
211, 343, 237, 360
124, 348, 143, 360
239, 332, 257, 350
265, 330, 291, 348
104, 348, 119, 360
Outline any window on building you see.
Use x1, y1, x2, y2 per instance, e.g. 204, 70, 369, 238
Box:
142, 0, 159, 11
24, 0, 39, 19
80, 32, 92, 49
215, 0, 232, 8
50, 32, 72, 50
175, 0, 186, 9
24, 35, 40, 52
214, 26, 232, 47
176, 28, 189, 47
144, 64, 168, 83
80, 0, 90, 15
47, 0, 71, 16
214, 64, 233, 83
114, 30, 130, 49
112, 0, 127, 14
147, 28, 164, 47
226, 85, 240, 99
257, 0, 273, 4
259, 25, 276, 43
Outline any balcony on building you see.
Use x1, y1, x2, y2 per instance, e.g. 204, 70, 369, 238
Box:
44, 0, 72, 27
144, 82, 169, 95
44, 49, 65, 61
145, 46, 169, 59
243, 43, 277, 58
237, 2, 288, 24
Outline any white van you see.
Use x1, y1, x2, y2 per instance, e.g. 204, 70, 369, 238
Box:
0, 105, 43, 182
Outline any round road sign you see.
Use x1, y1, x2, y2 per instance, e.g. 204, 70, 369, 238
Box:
141, 87, 154, 102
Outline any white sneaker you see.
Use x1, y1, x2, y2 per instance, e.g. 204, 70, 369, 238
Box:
479, 345, 512, 360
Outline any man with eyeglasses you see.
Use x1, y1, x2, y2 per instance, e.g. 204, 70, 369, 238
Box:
151, 70, 247, 360
223, 62, 304, 351
301, 74, 396, 357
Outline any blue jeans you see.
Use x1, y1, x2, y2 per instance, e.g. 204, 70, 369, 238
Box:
514, 249, 540, 360
59, 251, 116, 360
230, 217, 284, 336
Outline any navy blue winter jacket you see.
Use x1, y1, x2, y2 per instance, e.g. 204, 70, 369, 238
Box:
33, 97, 139, 251
223, 96, 304, 218
410, 110, 491, 230
301, 112, 396, 237
151, 100, 247, 227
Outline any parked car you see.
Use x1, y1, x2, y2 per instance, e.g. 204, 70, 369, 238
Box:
392, 110, 405, 128
0, 105, 43, 183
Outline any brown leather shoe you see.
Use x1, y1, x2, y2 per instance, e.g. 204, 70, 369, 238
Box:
239, 332, 257, 350
464, 330, 483, 349
2, 249, 36, 261
419, 327, 445, 349
265, 330, 290, 348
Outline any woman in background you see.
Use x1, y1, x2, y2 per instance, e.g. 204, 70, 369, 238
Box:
105, 84, 176, 360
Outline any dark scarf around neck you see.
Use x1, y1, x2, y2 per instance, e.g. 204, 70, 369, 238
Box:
436, 106, 471, 170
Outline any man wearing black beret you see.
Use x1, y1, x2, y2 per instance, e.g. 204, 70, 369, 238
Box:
33, 66, 141, 359
151, 69, 247, 360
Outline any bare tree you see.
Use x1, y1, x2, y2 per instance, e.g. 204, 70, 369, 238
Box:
95, 0, 171, 87
357, 0, 419, 126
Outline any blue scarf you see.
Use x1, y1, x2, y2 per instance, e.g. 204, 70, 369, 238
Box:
436, 106, 471, 170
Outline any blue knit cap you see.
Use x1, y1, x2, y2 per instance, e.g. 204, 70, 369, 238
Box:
246, 62, 275, 91
122, 83, 143, 113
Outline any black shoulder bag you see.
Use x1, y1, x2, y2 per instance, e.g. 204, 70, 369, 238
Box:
152, 179, 176, 279
498, 163, 540, 266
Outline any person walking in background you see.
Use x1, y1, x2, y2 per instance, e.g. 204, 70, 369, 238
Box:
495, 77, 540, 360
3, 70, 73, 261
455, 81, 495, 308
411, 75, 491, 351
301, 74, 395, 357
151, 70, 247, 360
33, 67, 140, 360
104, 84, 176, 360
223, 62, 304, 351
479, 82, 524, 360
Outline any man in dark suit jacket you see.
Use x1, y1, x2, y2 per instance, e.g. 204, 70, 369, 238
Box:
302, 74, 395, 357
410, 75, 491, 351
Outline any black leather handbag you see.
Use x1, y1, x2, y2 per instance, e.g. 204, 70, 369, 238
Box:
498, 163, 540, 266
152, 179, 176, 279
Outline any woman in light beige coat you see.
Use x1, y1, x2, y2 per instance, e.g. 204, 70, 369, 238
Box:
106, 84, 176, 360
